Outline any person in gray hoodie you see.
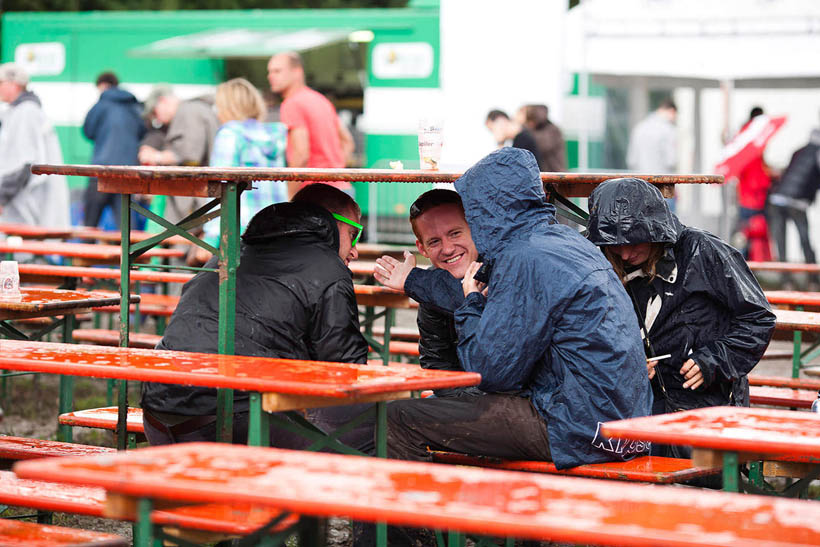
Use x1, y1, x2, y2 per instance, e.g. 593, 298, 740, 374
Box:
0, 63, 69, 228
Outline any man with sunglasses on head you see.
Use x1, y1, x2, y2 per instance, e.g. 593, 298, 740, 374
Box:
141, 183, 371, 452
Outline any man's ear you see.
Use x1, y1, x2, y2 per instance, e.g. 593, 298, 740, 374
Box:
415, 239, 429, 259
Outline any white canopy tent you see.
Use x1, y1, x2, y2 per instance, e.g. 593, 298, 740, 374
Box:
564, 0, 820, 238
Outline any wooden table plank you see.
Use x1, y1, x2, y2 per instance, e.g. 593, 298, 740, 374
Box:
0, 288, 138, 320
14, 442, 820, 547
601, 406, 820, 459
774, 308, 820, 333
0, 241, 183, 262
31, 164, 721, 198
0, 223, 73, 239
766, 290, 820, 308
0, 340, 479, 398
750, 261, 820, 274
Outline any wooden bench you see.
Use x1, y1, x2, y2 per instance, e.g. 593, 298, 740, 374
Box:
430, 450, 718, 484
15, 440, 820, 547
749, 374, 820, 390
0, 470, 295, 543
0, 518, 128, 546
370, 326, 420, 343
0, 435, 115, 464
72, 329, 161, 349
59, 407, 145, 434
749, 385, 817, 409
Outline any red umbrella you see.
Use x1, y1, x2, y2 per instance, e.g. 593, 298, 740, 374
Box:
715, 114, 787, 180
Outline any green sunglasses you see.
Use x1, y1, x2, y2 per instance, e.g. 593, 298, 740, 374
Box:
332, 212, 363, 247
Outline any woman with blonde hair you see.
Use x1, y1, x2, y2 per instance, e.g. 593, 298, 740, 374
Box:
587, 177, 775, 457
199, 78, 287, 254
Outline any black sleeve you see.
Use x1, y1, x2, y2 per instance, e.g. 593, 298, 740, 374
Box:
309, 278, 369, 364
0, 164, 32, 206
417, 303, 459, 373
512, 131, 540, 165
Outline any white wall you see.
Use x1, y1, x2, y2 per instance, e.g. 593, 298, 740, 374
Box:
438, 0, 567, 168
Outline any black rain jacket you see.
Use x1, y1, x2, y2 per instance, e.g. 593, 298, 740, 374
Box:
141, 201, 368, 416
404, 148, 653, 469
417, 295, 483, 398
587, 177, 776, 410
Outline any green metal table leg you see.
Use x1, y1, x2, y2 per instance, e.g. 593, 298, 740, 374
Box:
134, 497, 154, 547
447, 531, 465, 547
248, 392, 263, 447
117, 194, 132, 451
216, 182, 240, 443
723, 452, 740, 492
57, 315, 75, 442
749, 461, 764, 489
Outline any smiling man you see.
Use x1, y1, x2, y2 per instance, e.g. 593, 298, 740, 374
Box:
408, 189, 483, 397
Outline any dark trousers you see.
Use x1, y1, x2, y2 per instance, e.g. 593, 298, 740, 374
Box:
143, 404, 376, 456
355, 394, 551, 547
767, 203, 820, 285
83, 178, 121, 228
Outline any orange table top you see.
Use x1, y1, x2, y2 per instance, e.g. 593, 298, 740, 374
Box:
18, 263, 195, 284
0, 241, 183, 261
749, 386, 817, 409
70, 226, 193, 246
32, 164, 721, 199
0, 223, 73, 239
0, 340, 479, 400
773, 308, 820, 333
0, 288, 138, 320
749, 261, 820, 274
749, 374, 820, 391
766, 290, 820, 307
14, 442, 820, 547
601, 406, 820, 458
0, 518, 126, 546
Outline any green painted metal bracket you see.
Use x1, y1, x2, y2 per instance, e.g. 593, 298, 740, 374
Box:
268, 411, 368, 456
129, 198, 221, 256
723, 452, 740, 492
134, 497, 154, 547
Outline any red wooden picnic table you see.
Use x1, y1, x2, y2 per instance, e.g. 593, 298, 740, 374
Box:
601, 406, 820, 493
749, 261, 820, 274
0, 222, 73, 240
0, 339, 479, 450
766, 290, 820, 308
0, 240, 183, 266
18, 262, 195, 285
70, 226, 193, 246
0, 287, 136, 321
15, 441, 820, 547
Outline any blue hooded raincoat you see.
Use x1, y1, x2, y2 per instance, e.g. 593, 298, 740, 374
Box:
404, 148, 653, 469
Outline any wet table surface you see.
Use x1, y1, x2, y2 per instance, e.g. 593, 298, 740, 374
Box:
601, 406, 820, 466
31, 164, 722, 199
0, 288, 138, 320
14, 441, 820, 547
773, 308, 820, 333
0, 517, 127, 546
766, 290, 820, 308
0, 240, 183, 263
0, 340, 479, 410
0, 222, 73, 240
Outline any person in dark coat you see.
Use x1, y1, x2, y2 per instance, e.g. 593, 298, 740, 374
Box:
485, 109, 540, 166
408, 189, 483, 397
140, 183, 372, 452
767, 126, 820, 288
375, 148, 652, 472
82, 72, 146, 227
587, 177, 776, 456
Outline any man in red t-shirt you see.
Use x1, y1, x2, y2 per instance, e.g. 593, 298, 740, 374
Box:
268, 52, 354, 196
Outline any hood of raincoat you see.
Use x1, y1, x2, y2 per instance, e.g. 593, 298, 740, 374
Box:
587, 177, 682, 247
454, 147, 555, 259
241, 201, 339, 251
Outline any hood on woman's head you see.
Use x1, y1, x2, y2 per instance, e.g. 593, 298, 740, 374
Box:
454, 147, 555, 257
587, 177, 681, 247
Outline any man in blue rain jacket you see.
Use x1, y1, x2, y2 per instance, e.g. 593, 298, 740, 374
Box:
377, 148, 652, 470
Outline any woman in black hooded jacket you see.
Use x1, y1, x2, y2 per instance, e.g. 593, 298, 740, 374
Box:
587, 178, 775, 453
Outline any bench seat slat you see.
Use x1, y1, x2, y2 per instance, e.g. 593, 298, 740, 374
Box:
58, 407, 145, 434
749, 386, 817, 409
431, 451, 719, 484
749, 375, 820, 390
71, 329, 161, 349
0, 471, 293, 536
0, 517, 127, 546
0, 435, 116, 461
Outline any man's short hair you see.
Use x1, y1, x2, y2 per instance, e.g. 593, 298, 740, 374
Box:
96, 72, 119, 87
292, 183, 360, 218
282, 51, 304, 69
658, 98, 677, 111
486, 109, 510, 123
750, 106, 764, 120
409, 189, 465, 241
0, 63, 29, 87
142, 84, 174, 120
